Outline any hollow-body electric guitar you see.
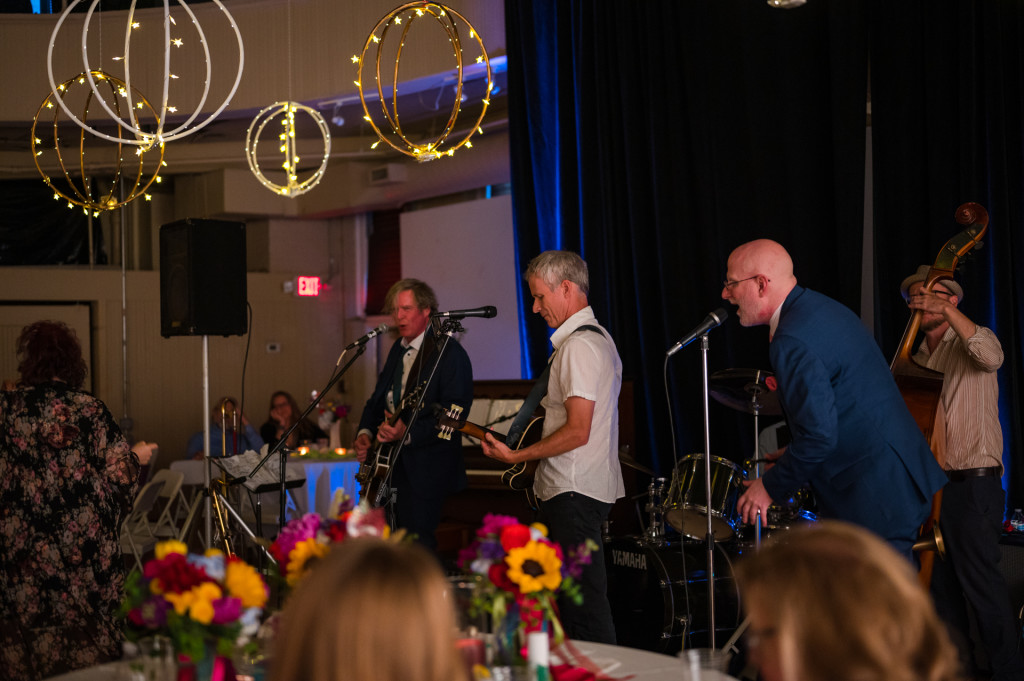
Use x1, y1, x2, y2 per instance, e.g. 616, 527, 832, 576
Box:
436, 404, 544, 509
356, 383, 425, 508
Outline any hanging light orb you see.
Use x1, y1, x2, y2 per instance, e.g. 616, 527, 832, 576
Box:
46, 0, 245, 146
245, 102, 332, 198
354, 2, 492, 161
31, 70, 166, 216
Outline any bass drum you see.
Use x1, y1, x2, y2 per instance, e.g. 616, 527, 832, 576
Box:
604, 536, 741, 655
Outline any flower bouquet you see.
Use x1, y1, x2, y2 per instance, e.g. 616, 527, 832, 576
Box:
120, 540, 268, 666
269, 493, 392, 588
457, 514, 595, 653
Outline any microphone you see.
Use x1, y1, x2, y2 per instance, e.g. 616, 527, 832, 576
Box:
345, 323, 390, 349
336, 323, 390, 365
666, 308, 729, 356
431, 306, 498, 319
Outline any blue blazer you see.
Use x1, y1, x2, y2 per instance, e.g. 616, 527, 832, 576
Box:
763, 286, 947, 543
357, 327, 473, 496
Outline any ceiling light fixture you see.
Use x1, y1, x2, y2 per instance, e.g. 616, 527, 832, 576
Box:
46, 0, 245, 145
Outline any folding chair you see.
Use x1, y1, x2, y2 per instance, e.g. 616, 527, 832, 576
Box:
119, 478, 165, 572
148, 468, 187, 540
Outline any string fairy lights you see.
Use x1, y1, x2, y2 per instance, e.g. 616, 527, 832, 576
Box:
31, 70, 166, 216
245, 102, 331, 198
245, 0, 331, 197
354, 2, 493, 161
46, 0, 245, 146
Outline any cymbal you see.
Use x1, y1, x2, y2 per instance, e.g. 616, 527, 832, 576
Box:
709, 368, 782, 416
618, 446, 655, 476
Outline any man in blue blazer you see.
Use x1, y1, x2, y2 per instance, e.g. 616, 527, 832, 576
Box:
724, 239, 946, 557
353, 278, 473, 552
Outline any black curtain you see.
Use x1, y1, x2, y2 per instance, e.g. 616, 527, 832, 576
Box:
506, 0, 1024, 508
870, 1, 1024, 507
507, 0, 869, 477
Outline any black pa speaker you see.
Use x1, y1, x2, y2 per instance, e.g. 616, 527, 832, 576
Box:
160, 219, 247, 337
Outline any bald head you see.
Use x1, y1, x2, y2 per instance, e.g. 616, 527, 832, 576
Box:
722, 239, 798, 327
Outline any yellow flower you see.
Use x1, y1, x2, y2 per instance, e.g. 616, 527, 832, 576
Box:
224, 559, 268, 608
163, 581, 222, 623
155, 540, 188, 560
286, 537, 330, 586
187, 582, 223, 624
529, 522, 549, 538
505, 540, 562, 593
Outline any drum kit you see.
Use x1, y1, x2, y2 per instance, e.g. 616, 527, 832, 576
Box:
606, 368, 818, 655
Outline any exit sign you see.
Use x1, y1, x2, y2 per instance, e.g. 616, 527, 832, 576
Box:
296, 276, 321, 297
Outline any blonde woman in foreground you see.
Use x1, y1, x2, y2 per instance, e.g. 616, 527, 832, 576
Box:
734, 520, 962, 681
270, 537, 467, 681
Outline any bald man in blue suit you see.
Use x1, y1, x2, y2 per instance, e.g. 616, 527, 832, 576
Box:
724, 239, 947, 557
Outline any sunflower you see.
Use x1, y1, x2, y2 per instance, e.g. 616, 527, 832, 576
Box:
505, 540, 563, 593
285, 537, 330, 586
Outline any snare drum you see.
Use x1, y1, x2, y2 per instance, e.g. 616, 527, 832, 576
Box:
665, 454, 745, 541
604, 536, 742, 654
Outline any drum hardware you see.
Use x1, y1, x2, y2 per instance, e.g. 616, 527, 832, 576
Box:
710, 368, 780, 550
644, 477, 668, 543
912, 524, 946, 558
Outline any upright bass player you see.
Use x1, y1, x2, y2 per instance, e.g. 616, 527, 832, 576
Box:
900, 265, 1024, 681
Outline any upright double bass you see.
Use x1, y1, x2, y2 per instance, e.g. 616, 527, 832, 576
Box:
890, 201, 989, 586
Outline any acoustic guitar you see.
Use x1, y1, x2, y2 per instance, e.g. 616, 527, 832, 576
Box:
357, 382, 426, 508
436, 404, 544, 509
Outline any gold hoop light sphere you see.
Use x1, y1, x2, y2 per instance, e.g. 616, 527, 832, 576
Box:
245, 102, 332, 198
31, 71, 165, 216
354, 2, 492, 161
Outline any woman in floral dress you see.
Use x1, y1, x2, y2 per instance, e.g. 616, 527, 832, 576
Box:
0, 320, 144, 679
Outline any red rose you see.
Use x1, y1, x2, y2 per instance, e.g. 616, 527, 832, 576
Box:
500, 524, 532, 552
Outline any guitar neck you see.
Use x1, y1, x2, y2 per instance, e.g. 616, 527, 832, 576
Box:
456, 420, 504, 443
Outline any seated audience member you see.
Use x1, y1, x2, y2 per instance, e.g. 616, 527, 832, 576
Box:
186, 396, 263, 459
270, 537, 466, 681
0, 320, 153, 680
734, 520, 962, 681
260, 390, 327, 450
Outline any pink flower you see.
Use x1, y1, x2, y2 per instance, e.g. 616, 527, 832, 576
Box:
478, 513, 521, 538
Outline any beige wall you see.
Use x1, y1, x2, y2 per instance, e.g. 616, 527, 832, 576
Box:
0, 215, 391, 467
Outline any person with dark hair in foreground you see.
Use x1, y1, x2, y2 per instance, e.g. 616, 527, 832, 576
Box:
0, 320, 152, 679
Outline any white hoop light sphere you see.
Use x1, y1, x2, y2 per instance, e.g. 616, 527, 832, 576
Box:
245, 102, 332, 198
46, 0, 244, 146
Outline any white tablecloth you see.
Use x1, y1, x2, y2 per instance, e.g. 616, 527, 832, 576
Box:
170, 458, 361, 518
44, 641, 738, 680
288, 459, 361, 516
556, 641, 739, 680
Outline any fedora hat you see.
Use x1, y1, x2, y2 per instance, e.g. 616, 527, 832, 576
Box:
899, 264, 963, 301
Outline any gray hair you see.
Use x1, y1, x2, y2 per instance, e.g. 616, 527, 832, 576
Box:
525, 250, 590, 296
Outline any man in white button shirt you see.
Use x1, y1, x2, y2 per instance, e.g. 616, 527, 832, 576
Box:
482, 250, 625, 643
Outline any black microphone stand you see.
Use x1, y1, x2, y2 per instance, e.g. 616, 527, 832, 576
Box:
247, 342, 370, 532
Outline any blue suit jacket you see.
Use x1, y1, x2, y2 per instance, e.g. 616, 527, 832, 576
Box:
356, 327, 472, 496
763, 286, 947, 544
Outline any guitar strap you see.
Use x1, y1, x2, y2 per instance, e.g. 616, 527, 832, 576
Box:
505, 324, 602, 446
